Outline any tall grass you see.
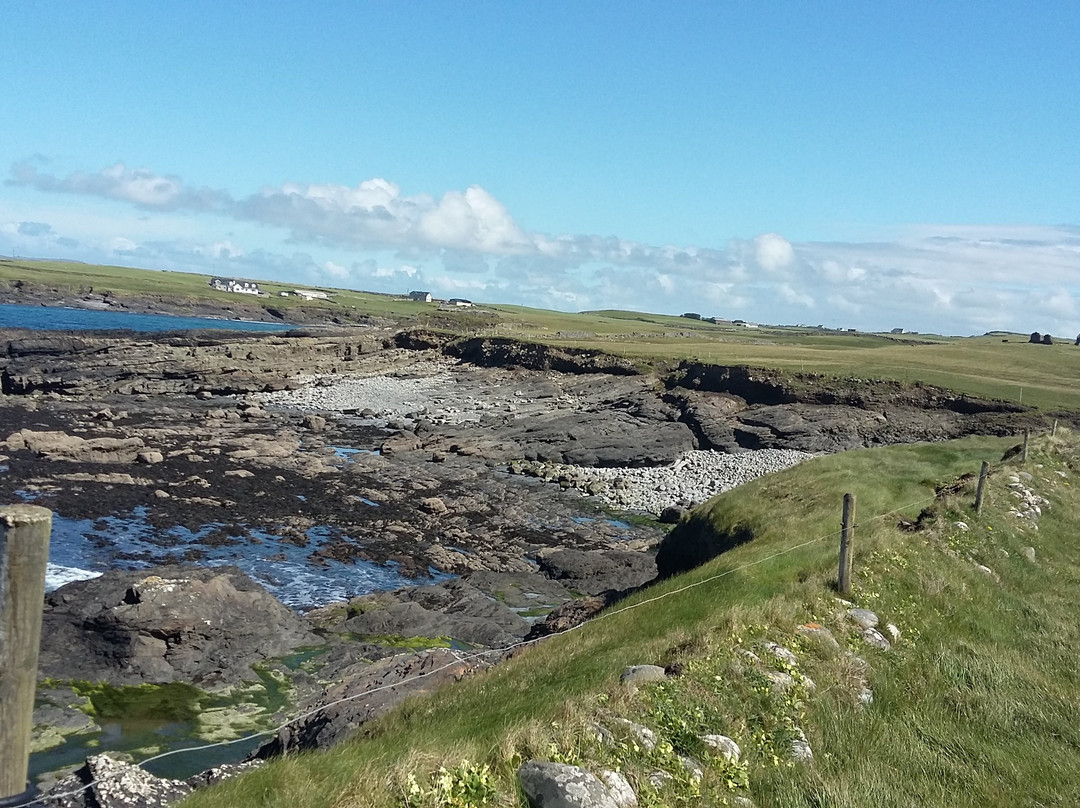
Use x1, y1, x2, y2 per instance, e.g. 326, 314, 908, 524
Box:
176, 431, 1080, 807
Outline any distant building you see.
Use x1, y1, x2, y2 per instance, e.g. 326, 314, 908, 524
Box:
448, 298, 474, 308
209, 277, 261, 295
890, 327, 905, 334
408, 291, 433, 302
293, 289, 329, 300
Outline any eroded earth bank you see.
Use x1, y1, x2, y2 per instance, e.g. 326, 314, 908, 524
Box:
0, 326, 1039, 801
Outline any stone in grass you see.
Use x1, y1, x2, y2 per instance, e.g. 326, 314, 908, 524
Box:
599, 770, 638, 808
857, 685, 874, 706
761, 641, 799, 666
861, 627, 892, 651
1022, 546, 1036, 562
679, 757, 704, 782
647, 770, 672, 789
589, 722, 615, 746
620, 664, 668, 687
611, 717, 658, 752
765, 670, 795, 690
791, 728, 814, 761
733, 798, 758, 808
974, 563, 999, 581
796, 623, 840, 650
701, 734, 741, 762
846, 608, 879, 629
518, 761, 620, 808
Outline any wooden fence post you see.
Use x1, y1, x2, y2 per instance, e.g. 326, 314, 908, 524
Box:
974, 461, 990, 514
1052, 419, 1058, 437
1021, 429, 1030, 463
0, 505, 52, 802
838, 493, 856, 595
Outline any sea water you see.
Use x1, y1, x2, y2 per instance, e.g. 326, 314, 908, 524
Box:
0, 302, 292, 332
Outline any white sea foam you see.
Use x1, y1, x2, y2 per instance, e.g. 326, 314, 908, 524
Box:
45, 562, 102, 592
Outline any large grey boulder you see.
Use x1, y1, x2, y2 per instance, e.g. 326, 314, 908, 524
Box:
518, 761, 621, 808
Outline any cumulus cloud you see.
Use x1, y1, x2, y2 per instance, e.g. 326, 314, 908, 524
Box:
8, 157, 1080, 336
754, 233, 795, 272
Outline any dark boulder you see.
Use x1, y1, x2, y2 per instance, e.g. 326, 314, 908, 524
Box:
536, 548, 657, 596
39, 565, 320, 687
252, 648, 485, 757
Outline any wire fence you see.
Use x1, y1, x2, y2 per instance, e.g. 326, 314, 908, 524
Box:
26, 486, 955, 806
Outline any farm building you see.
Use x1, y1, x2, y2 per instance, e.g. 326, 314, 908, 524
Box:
408, 291, 433, 302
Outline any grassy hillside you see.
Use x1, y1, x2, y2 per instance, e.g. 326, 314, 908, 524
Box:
6, 259, 1079, 411
178, 428, 1080, 807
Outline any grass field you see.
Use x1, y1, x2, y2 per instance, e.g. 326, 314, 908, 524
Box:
4, 258, 1080, 411
175, 429, 1080, 806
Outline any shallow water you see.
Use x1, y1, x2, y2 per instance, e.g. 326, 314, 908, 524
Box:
39, 503, 445, 608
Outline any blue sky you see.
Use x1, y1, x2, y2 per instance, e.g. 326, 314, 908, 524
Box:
2, 2, 1078, 335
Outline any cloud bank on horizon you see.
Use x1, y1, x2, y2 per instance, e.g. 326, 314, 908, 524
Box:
4, 157, 1080, 338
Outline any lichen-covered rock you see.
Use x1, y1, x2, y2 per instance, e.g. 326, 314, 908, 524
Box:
620, 665, 667, 687
518, 761, 620, 808
43, 754, 192, 808
846, 608, 879, 629
701, 734, 741, 762
598, 770, 637, 808
610, 718, 658, 752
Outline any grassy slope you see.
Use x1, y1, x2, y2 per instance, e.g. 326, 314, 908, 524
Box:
180, 430, 1080, 807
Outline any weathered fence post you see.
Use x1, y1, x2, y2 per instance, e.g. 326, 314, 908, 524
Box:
1021, 429, 1030, 463
974, 461, 990, 514
1052, 419, 1058, 437
837, 493, 856, 595
0, 505, 52, 803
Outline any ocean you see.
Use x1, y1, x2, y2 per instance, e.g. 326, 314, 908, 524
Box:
0, 302, 292, 332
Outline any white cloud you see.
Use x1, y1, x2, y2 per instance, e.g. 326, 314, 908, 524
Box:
9, 160, 230, 212
754, 233, 795, 272
7, 158, 1080, 336
322, 260, 350, 279
108, 236, 137, 253
777, 283, 815, 307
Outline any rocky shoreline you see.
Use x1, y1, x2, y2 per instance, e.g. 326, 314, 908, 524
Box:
0, 325, 1048, 801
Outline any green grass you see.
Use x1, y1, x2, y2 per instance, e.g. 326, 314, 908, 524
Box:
6, 258, 1080, 410
178, 430, 1080, 806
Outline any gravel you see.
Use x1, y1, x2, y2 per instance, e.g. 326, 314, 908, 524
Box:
251, 369, 500, 423
528, 449, 813, 515
252, 372, 814, 516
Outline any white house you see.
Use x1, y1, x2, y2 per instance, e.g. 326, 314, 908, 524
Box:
448, 298, 473, 308
209, 277, 261, 295
293, 289, 329, 300
408, 291, 433, 302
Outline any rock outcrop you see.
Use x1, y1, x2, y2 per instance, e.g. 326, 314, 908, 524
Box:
39, 565, 320, 686
252, 648, 486, 757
